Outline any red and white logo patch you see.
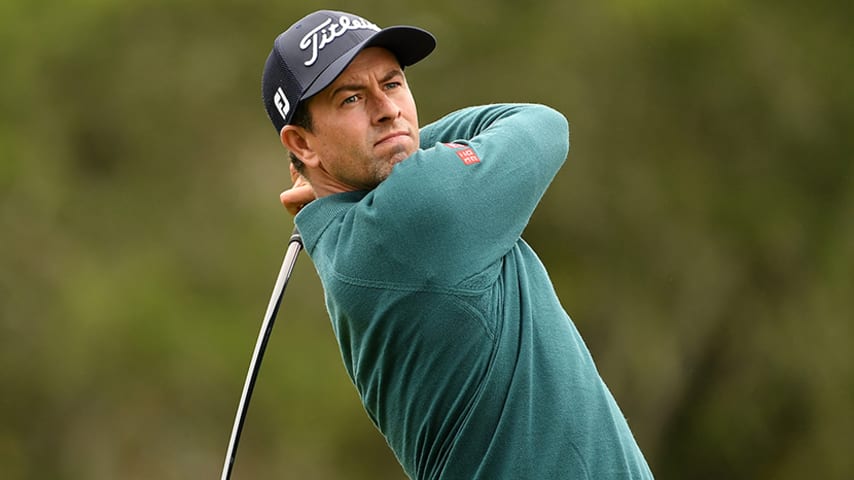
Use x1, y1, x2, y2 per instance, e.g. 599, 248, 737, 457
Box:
443, 143, 481, 165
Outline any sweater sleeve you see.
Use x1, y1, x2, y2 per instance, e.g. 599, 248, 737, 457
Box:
358, 103, 570, 286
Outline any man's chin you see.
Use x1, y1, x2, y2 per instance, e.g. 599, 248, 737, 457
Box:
384, 144, 415, 165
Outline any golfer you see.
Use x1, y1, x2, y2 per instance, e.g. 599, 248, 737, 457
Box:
263, 9, 653, 479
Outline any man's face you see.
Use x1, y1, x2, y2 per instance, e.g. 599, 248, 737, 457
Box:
305, 47, 420, 191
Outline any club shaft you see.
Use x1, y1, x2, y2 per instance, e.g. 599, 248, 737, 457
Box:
221, 230, 303, 480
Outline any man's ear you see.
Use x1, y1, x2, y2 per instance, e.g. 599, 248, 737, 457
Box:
280, 125, 319, 167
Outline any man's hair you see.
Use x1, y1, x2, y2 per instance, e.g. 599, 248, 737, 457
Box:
287, 100, 312, 174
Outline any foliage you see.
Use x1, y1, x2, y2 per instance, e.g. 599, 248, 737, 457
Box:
1, 0, 851, 478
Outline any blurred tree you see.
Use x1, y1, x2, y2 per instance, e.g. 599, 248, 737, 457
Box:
1, 0, 851, 478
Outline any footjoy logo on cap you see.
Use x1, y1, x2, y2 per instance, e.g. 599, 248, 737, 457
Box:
273, 87, 290, 120
300, 15, 380, 67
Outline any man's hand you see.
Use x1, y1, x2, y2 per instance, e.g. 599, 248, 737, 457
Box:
280, 163, 315, 216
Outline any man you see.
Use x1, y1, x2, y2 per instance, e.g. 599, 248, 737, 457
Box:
262, 9, 653, 479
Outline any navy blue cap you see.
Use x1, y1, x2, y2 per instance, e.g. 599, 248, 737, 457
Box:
262, 10, 436, 132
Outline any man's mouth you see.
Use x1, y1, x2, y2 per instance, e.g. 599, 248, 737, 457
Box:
375, 131, 409, 146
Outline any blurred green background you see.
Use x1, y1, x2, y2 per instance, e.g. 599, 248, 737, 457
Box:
2, 0, 852, 478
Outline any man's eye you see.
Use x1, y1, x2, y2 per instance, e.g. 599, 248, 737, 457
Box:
343, 95, 359, 105
385, 82, 401, 90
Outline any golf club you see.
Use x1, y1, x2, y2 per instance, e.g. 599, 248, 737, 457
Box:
221, 228, 303, 480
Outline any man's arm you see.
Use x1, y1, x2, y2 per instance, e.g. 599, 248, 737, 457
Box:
365, 103, 570, 285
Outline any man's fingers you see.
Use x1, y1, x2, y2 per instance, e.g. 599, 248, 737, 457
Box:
289, 162, 301, 183
280, 184, 315, 216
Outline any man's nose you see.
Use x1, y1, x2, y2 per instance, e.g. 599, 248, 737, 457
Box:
372, 92, 401, 124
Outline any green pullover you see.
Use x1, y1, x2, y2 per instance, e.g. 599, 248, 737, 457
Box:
295, 104, 653, 479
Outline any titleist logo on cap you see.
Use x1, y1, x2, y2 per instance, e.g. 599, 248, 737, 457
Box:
300, 15, 381, 67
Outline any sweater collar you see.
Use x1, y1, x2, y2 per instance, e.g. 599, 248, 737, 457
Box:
294, 190, 368, 254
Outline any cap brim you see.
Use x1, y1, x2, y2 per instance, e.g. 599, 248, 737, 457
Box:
300, 26, 436, 101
